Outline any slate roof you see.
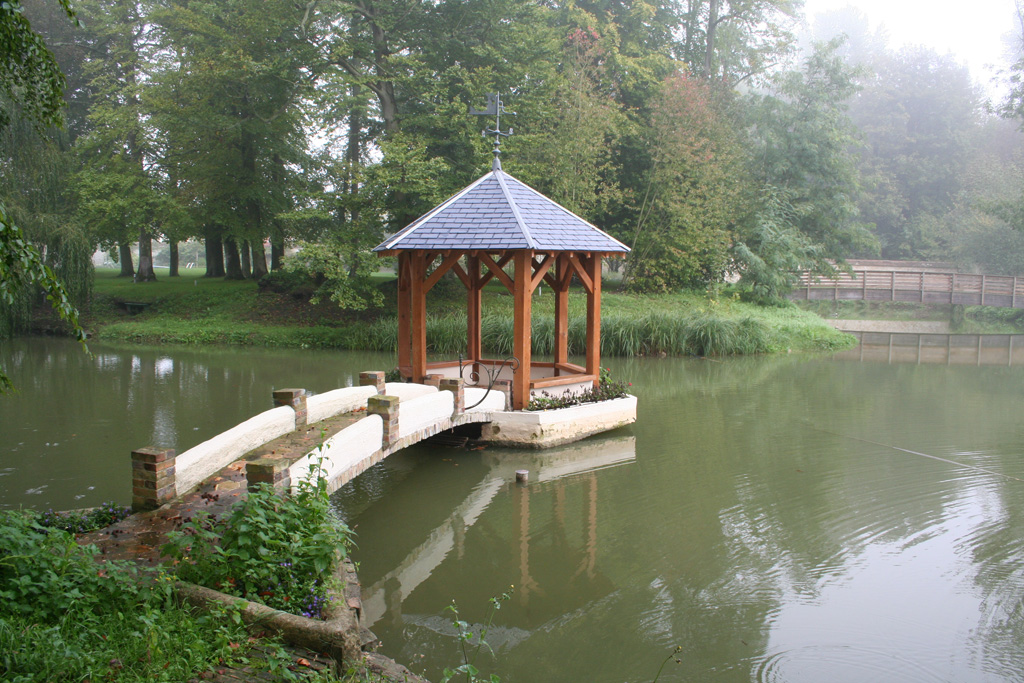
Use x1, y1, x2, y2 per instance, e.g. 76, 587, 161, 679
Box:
373, 169, 629, 253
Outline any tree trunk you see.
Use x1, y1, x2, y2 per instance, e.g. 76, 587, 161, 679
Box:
271, 235, 284, 270
224, 237, 244, 280
240, 240, 252, 278
251, 240, 268, 279
704, 0, 720, 79
136, 228, 157, 282
118, 243, 135, 277
168, 240, 179, 276
205, 227, 225, 278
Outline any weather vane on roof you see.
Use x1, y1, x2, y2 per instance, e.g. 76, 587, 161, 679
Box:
470, 92, 515, 171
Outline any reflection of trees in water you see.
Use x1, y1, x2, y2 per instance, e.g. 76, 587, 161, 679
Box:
601, 351, 1024, 679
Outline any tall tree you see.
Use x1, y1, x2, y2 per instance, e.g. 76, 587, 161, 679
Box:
624, 71, 748, 291
746, 40, 874, 261
74, 0, 163, 282
150, 0, 314, 279
850, 48, 981, 258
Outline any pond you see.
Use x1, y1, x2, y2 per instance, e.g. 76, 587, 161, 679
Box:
3, 336, 1024, 681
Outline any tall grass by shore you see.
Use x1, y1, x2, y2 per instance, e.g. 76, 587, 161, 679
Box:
86, 269, 854, 356
344, 306, 851, 357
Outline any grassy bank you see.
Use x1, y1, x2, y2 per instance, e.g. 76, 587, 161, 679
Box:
85, 268, 854, 356
796, 299, 1024, 333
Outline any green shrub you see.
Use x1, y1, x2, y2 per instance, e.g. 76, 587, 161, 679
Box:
0, 510, 263, 681
35, 501, 132, 534
163, 461, 352, 619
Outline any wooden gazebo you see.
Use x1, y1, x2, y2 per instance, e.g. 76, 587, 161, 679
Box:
373, 158, 629, 410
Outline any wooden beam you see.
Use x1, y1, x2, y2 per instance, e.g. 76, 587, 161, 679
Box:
554, 254, 569, 368
410, 253, 428, 383
424, 252, 463, 293
467, 255, 482, 368
531, 374, 597, 390
397, 253, 412, 376
450, 262, 470, 288
567, 253, 594, 293
479, 252, 515, 292
513, 251, 533, 410
530, 254, 554, 292
585, 254, 602, 388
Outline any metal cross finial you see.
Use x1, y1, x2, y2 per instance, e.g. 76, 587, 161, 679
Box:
470, 92, 515, 171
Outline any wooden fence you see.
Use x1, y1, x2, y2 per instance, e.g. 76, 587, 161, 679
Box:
792, 270, 1024, 309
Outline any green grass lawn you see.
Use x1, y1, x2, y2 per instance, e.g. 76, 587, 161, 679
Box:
86, 268, 856, 356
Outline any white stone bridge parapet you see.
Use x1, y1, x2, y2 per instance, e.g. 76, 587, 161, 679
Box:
129, 370, 636, 511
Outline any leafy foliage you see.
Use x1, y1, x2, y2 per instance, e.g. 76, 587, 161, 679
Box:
35, 501, 132, 534
0, 0, 76, 131
163, 462, 353, 619
0, 203, 87, 391
625, 71, 748, 292
0, 510, 266, 681
527, 367, 631, 411
441, 587, 514, 683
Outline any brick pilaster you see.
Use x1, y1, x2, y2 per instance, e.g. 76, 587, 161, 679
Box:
246, 457, 291, 492
359, 371, 386, 394
131, 447, 176, 511
493, 379, 513, 411
424, 374, 444, 388
439, 378, 465, 415
273, 388, 308, 427
368, 395, 401, 448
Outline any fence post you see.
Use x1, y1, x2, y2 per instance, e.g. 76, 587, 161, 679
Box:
368, 395, 401, 448
439, 378, 465, 416
493, 379, 513, 411
131, 447, 176, 511
359, 371, 386, 395
246, 457, 291, 492
273, 388, 307, 427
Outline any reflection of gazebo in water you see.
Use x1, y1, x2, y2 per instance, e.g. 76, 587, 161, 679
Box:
373, 96, 629, 410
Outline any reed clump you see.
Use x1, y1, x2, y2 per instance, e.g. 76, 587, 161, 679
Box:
354, 306, 844, 357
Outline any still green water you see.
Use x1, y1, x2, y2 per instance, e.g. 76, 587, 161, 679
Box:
334, 350, 1024, 682
0, 337, 394, 509
3, 337, 1024, 681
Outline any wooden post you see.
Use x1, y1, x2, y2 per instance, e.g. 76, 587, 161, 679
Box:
554, 254, 570, 371
1013, 276, 1018, 309
951, 272, 957, 305
410, 253, 428, 383
981, 274, 987, 306
585, 253, 602, 389
397, 253, 412, 377
862, 270, 867, 300
467, 255, 482, 375
890, 270, 895, 301
512, 251, 534, 410
920, 272, 924, 302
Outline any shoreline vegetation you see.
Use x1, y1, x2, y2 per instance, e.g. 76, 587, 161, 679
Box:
78, 267, 861, 357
